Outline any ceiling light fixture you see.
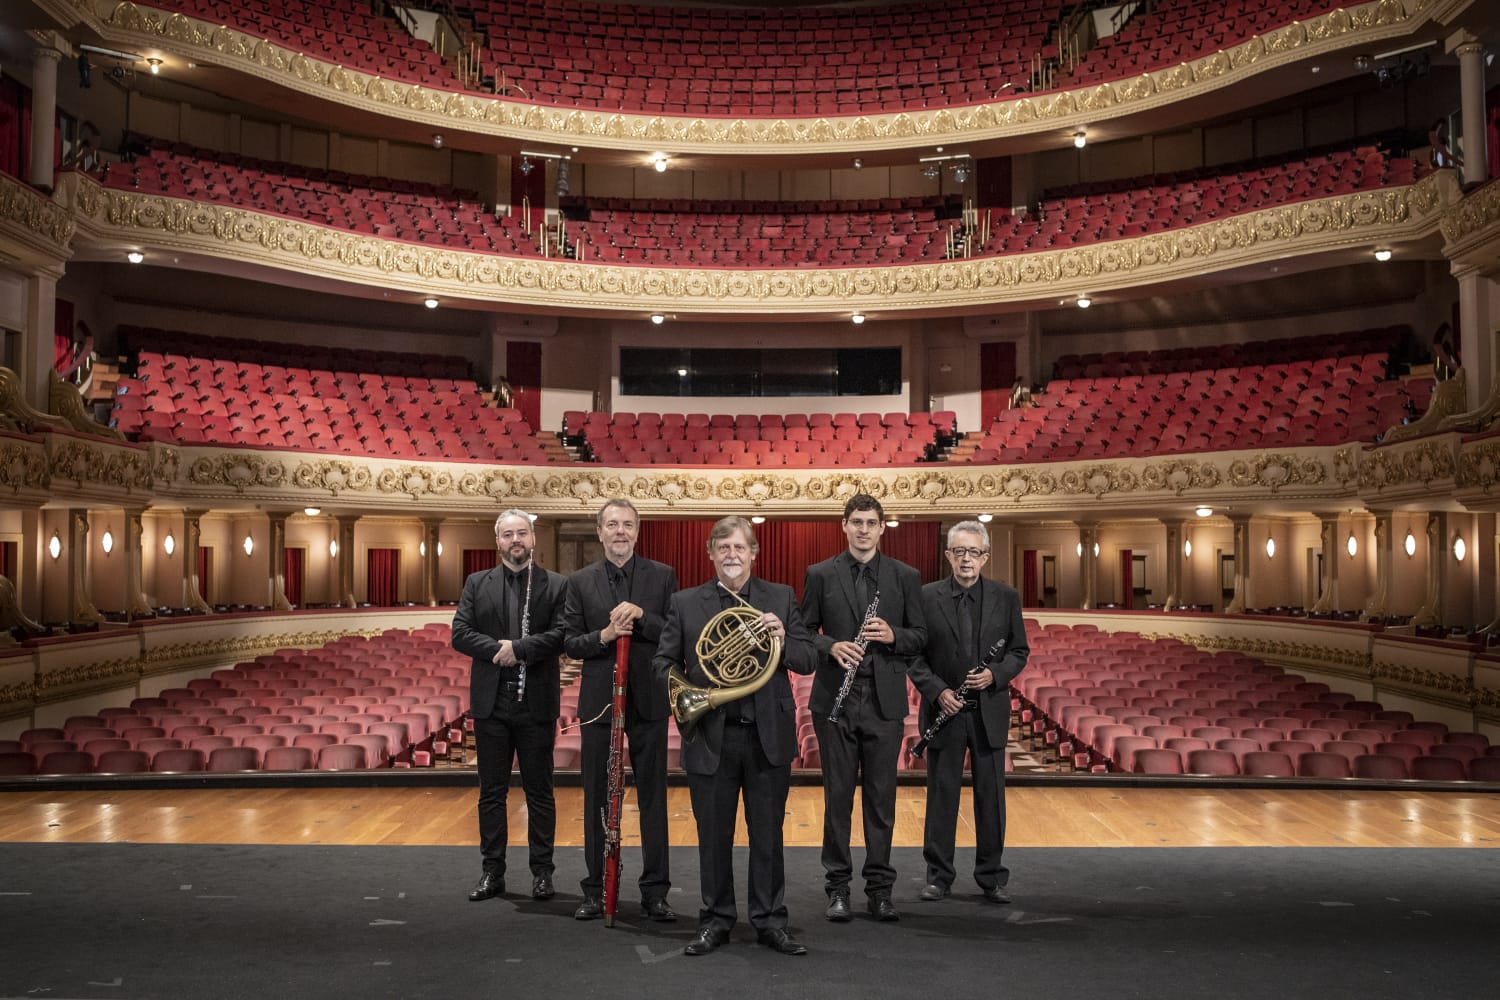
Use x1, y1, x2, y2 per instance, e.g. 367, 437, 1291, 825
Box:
1374, 248, 1393, 262
750, 515, 766, 525
126, 251, 144, 264
424, 297, 439, 309
1076, 294, 1091, 308
304, 507, 321, 516
977, 513, 993, 523
885, 520, 899, 528
1073, 129, 1087, 148
1195, 506, 1213, 518
652, 153, 668, 173
650, 313, 665, 325
851, 312, 865, 325
518, 156, 534, 175
147, 57, 161, 74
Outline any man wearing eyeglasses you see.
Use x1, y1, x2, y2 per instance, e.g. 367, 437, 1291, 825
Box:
908, 520, 1029, 904
801, 494, 926, 923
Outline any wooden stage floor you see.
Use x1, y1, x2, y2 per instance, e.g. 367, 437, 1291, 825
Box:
1, 784, 1496, 849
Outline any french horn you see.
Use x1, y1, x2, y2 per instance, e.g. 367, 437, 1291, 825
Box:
668, 595, 782, 742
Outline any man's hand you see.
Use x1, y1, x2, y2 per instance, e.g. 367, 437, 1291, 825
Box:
492, 639, 518, 666
859, 616, 894, 645
830, 640, 865, 672
759, 612, 786, 642
937, 689, 965, 714
966, 667, 995, 691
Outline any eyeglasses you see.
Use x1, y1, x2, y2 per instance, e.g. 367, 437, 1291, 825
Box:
947, 547, 988, 560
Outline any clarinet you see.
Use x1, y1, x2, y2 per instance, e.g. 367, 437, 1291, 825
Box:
601, 634, 630, 927
828, 593, 880, 723
515, 563, 534, 702
909, 633, 1007, 759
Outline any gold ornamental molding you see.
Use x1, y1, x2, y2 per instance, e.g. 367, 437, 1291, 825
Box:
1137, 629, 1374, 676
0, 171, 74, 272
151, 442, 1370, 516
1357, 434, 1459, 495
0, 436, 53, 499
70, 0, 1426, 155
49, 436, 159, 497
61, 171, 1459, 315
1439, 176, 1500, 256
1455, 436, 1500, 495
34, 655, 142, 696
140, 627, 370, 671
1371, 657, 1475, 707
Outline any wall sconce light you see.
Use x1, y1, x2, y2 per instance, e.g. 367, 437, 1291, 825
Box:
48, 532, 62, 560
921, 162, 941, 180
163, 532, 175, 556
518, 156, 534, 175
1404, 530, 1417, 558
1346, 532, 1357, 558
1184, 538, 1192, 558
101, 530, 114, 555
420, 541, 426, 557
1073, 129, 1088, 148
243, 535, 255, 556
1093, 542, 1100, 558
1453, 535, 1466, 562
1076, 542, 1083, 557
329, 539, 339, 559
951, 162, 971, 183
1265, 537, 1276, 559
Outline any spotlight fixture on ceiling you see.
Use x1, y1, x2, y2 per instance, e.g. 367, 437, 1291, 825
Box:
652, 153, 668, 173
1374, 248, 1393, 262
1073, 129, 1087, 148
650, 313, 665, 325
147, 57, 161, 74
851, 312, 865, 325
1075, 294, 1091, 309
432, 134, 443, 149
126, 251, 144, 264
424, 297, 439, 309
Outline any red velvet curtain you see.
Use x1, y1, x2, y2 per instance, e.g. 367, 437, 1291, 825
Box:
462, 547, 497, 578
1021, 549, 1039, 607
196, 546, 211, 603
284, 547, 305, 608
1119, 549, 1133, 610
0, 76, 28, 180
367, 548, 400, 606
639, 519, 943, 597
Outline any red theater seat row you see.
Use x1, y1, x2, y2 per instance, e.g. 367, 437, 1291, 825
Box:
1013, 623, 1495, 782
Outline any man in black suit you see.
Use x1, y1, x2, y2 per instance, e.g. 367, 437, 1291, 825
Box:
562, 497, 679, 922
801, 493, 926, 922
452, 508, 568, 903
652, 515, 817, 957
908, 520, 1029, 904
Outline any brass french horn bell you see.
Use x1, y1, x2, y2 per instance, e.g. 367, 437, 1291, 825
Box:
668, 602, 782, 741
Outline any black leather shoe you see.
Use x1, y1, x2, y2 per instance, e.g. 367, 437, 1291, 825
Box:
642, 897, 677, 922
683, 926, 729, 956
574, 895, 603, 920
825, 890, 852, 922
918, 883, 950, 901
868, 895, 900, 922
981, 884, 1012, 904
467, 872, 504, 901
531, 875, 555, 900
756, 928, 808, 956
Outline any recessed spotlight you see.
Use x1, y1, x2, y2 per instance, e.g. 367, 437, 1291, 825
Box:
1075, 294, 1091, 308
977, 513, 993, 523
1073, 129, 1087, 148
650, 313, 665, 325
750, 516, 766, 524
676, 367, 687, 377
304, 507, 321, 516
126, 251, 144, 264
1374, 248, 1393, 262
1195, 506, 1213, 517
424, 297, 439, 309
147, 57, 161, 74
851, 312, 865, 325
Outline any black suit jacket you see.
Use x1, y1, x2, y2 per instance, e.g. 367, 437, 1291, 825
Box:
651, 577, 816, 774
561, 555, 678, 724
452, 564, 568, 722
801, 551, 927, 720
909, 576, 1030, 751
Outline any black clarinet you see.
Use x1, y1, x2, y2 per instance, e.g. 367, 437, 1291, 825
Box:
828, 593, 879, 723
909, 634, 1007, 759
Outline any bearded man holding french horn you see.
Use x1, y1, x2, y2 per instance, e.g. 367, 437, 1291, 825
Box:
652, 515, 817, 957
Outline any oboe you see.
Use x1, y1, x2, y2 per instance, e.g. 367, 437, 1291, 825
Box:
515, 563, 533, 701
601, 634, 629, 927
909, 633, 1007, 759
828, 592, 879, 723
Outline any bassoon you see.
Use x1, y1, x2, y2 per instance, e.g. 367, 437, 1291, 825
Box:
910, 633, 1007, 759
601, 634, 630, 927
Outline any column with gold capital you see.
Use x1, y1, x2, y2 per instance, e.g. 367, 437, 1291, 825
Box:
336, 515, 358, 608
1224, 515, 1251, 615
67, 510, 103, 624
1076, 521, 1097, 610
1361, 510, 1392, 622
1308, 514, 1340, 615
268, 511, 293, 612
421, 519, 441, 607
121, 507, 155, 620
1161, 519, 1185, 611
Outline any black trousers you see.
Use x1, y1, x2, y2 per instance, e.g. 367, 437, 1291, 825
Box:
685, 721, 790, 934
474, 691, 556, 879
579, 702, 671, 901
812, 676, 903, 896
922, 712, 1009, 891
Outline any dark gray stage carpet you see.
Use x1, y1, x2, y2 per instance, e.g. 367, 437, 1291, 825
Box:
1, 844, 1494, 1000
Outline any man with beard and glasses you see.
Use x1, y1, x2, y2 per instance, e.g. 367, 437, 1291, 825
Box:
561, 498, 679, 922
452, 509, 568, 904
653, 516, 817, 957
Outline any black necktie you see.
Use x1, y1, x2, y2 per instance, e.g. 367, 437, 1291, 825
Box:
957, 588, 977, 671
854, 563, 874, 615
505, 570, 525, 641
609, 565, 628, 605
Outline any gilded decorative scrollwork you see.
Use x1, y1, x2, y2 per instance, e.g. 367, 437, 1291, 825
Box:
0, 680, 37, 708
36, 656, 142, 692
540, 471, 628, 505
455, 468, 539, 501
0, 441, 51, 493
1440, 164, 1500, 247
0, 171, 76, 250
141, 627, 365, 666
1059, 464, 1140, 498
805, 473, 886, 503
626, 473, 714, 505
1358, 438, 1457, 492
1225, 453, 1327, 492
50, 440, 154, 491
1456, 438, 1500, 493
713, 474, 800, 506
188, 453, 288, 491
1137, 458, 1223, 495
1145, 629, 1373, 674
91, 0, 1415, 155
1371, 659, 1474, 698
287, 458, 371, 494
375, 465, 456, 499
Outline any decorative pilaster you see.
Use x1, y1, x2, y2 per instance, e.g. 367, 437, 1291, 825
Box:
1077, 521, 1098, 610
1309, 514, 1340, 614
268, 511, 292, 612
1224, 515, 1251, 614
336, 516, 358, 608
1411, 512, 1446, 628
182, 509, 213, 613
1362, 510, 1392, 621
67, 510, 102, 624
121, 507, 155, 619
1161, 519, 1185, 611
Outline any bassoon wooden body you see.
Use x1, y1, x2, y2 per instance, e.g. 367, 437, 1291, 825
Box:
602, 634, 629, 927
